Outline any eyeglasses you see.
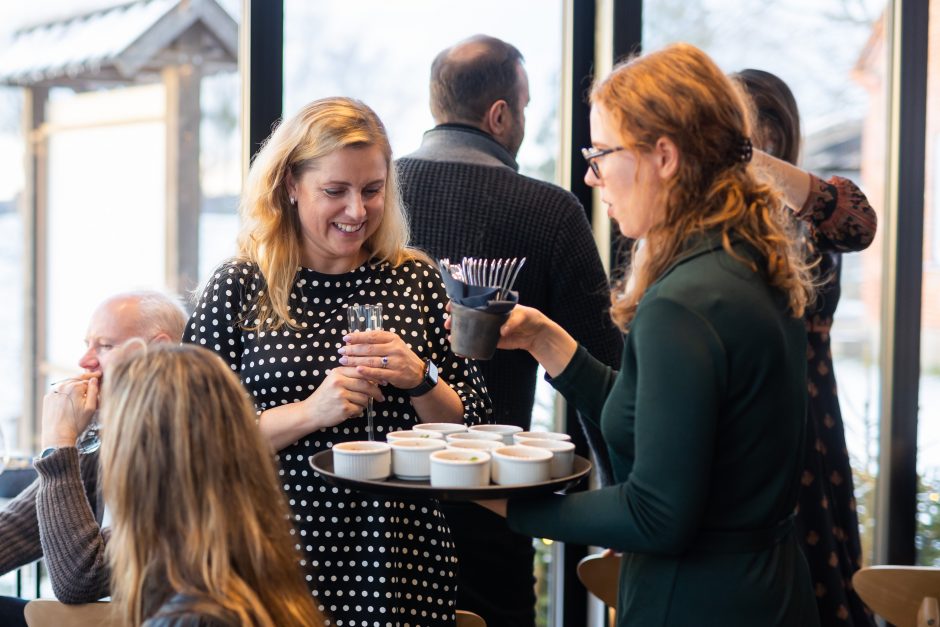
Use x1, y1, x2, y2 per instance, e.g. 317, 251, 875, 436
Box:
581, 146, 624, 179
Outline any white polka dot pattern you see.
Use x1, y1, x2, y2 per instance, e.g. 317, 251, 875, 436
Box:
186, 258, 492, 626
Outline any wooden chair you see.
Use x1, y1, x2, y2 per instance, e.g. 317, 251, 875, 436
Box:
853, 566, 940, 627
456, 609, 486, 626
24, 600, 120, 627
577, 551, 621, 608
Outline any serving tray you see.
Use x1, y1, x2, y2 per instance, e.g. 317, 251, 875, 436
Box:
309, 449, 592, 501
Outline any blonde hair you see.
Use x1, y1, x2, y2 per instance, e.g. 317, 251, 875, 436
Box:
593, 43, 813, 329
100, 344, 325, 627
236, 97, 427, 331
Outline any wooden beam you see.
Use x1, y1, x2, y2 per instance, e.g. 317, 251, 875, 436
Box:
163, 59, 202, 295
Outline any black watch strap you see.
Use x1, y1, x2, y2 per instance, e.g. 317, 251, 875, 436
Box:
406, 359, 439, 397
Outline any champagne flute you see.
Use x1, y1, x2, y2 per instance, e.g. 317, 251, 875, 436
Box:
346, 304, 383, 441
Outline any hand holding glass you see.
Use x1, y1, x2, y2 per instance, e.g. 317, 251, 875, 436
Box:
346, 304, 383, 440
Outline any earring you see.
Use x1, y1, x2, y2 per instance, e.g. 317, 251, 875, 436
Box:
290, 196, 296, 206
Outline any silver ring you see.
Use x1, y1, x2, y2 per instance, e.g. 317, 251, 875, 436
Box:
381, 356, 388, 368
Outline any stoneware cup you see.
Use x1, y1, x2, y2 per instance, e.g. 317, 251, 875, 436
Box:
490, 445, 552, 486
449, 302, 511, 360
386, 429, 445, 442
389, 438, 447, 480
517, 438, 576, 478
469, 423, 523, 445
413, 422, 468, 436
332, 441, 391, 480
429, 449, 491, 487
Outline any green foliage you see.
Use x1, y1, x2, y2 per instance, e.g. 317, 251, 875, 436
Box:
916, 474, 940, 566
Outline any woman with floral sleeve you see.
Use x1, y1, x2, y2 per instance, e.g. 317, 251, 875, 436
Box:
738, 68, 878, 627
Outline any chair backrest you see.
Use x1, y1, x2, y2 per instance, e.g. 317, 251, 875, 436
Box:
456, 609, 486, 627
852, 566, 940, 627
577, 552, 621, 608
919, 597, 939, 627
24, 600, 121, 627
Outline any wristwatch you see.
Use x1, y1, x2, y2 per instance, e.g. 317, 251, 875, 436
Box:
34, 446, 59, 463
406, 359, 439, 397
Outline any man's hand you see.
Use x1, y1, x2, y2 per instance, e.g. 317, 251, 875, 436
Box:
41, 374, 100, 449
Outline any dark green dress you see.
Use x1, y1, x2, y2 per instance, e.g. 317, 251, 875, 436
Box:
507, 235, 819, 626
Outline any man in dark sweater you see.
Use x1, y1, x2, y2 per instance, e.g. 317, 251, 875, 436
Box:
0, 291, 187, 625
396, 34, 623, 627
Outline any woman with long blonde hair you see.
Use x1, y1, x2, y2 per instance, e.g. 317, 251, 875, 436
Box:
476, 43, 819, 625
101, 344, 324, 627
187, 97, 490, 624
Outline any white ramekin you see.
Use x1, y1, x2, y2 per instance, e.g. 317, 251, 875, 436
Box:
446, 431, 503, 443
389, 438, 447, 480
332, 441, 391, 480
512, 430, 572, 445
446, 439, 505, 453
468, 423, 523, 445
413, 422, 468, 436
491, 445, 552, 486
429, 449, 491, 487
386, 429, 445, 442
517, 439, 576, 478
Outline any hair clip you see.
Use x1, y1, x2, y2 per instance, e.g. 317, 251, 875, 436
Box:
738, 136, 753, 164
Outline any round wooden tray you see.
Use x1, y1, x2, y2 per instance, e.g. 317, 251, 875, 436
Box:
309, 449, 592, 501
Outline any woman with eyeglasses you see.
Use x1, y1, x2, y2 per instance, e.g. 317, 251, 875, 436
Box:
474, 43, 819, 625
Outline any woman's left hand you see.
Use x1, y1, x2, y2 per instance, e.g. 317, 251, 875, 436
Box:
339, 330, 427, 390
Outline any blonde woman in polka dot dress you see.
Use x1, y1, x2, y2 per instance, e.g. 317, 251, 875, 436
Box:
187, 97, 491, 626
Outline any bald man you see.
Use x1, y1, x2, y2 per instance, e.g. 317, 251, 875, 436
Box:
0, 291, 186, 624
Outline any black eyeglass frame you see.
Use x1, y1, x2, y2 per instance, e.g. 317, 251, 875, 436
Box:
581, 146, 624, 178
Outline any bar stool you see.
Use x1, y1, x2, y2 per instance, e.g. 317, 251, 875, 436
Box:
456, 609, 486, 626
853, 565, 940, 627
577, 552, 621, 608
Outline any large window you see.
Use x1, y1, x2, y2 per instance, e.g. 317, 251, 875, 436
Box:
917, 0, 940, 567
0, 0, 241, 450
282, 0, 562, 181
282, 0, 565, 437
0, 85, 24, 454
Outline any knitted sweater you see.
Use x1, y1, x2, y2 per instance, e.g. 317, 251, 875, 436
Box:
397, 125, 623, 430
35, 447, 110, 602
0, 447, 109, 603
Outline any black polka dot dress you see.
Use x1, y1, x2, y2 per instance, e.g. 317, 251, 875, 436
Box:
186, 257, 492, 626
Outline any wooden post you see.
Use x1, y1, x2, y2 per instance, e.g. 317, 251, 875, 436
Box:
163, 61, 202, 295
21, 86, 47, 452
